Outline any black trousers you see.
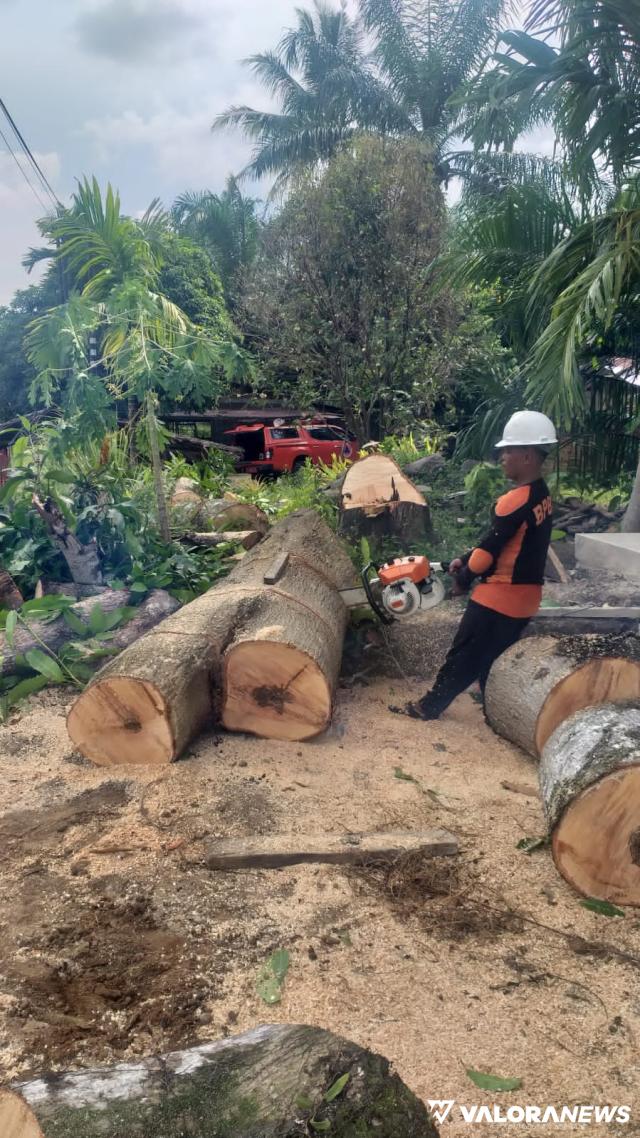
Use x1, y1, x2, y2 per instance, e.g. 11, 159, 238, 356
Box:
417, 599, 530, 717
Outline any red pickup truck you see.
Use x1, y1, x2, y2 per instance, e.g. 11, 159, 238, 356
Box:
226, 421, 358, 477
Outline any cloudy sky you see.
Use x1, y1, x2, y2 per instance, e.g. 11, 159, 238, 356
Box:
0, 0, 552, 305
0, 0, 305, 302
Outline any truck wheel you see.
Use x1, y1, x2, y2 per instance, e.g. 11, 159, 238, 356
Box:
292, 457, 307, 474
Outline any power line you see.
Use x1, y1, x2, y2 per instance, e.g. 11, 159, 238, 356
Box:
0, 121, 50, 213
0, 95, 62, 212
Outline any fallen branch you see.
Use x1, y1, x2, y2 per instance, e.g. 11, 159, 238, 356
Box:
32, 494, 103, 589
0, 589, 179, 679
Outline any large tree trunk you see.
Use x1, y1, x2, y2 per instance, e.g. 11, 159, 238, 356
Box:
0, 589, 178, 680
6, 1025, 439, 1138
338, 454, 432, 551
621, 453, 640, 532
67, 511, 357, 765
484, 636, 640, 757
540, 704, 640, 906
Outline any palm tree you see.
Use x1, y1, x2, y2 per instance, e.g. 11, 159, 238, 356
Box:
476, 0, 640, 190
25, 178, 242, 540
171, 177, 260, 298
213, 0, 513, 185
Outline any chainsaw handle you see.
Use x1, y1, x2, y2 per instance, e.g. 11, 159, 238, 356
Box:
361, 561, 395, 625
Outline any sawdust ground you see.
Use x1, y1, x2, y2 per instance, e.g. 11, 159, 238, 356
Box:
1, 681, 639, 1137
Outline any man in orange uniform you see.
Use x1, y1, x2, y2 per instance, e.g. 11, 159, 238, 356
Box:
390, 411, 557, 720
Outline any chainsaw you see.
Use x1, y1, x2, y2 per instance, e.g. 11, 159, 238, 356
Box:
360, 555, 449, 624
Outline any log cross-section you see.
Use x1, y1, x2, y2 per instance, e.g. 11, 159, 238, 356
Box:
540, 704, 640, 906
67, 511, 358, 764
484, 636, 640, 756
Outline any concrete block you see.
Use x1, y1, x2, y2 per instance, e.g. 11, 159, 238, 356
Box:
575, 533, 640, 581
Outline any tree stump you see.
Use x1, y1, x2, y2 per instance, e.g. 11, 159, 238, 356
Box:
67, 511, 357, 764
9, 1025, 440, 1138
540, 704, 640, 905
338, 454, 432, 550
484, 636, 640, 757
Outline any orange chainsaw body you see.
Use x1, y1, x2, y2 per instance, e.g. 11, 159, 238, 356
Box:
378, 556, 431, 586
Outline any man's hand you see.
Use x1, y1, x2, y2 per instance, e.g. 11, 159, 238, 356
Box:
448, 557, 466, 596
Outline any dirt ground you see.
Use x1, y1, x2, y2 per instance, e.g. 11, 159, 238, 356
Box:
1, 677, 639, 1137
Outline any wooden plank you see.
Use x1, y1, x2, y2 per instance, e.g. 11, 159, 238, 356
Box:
206, 828, 458, 870
545, 546, 569, 584
263, 552, 290, 585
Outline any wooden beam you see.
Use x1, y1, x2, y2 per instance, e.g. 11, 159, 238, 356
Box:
206, 828, 458, 870
263, 552, 290, 585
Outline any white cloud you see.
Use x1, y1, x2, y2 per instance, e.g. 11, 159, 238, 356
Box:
0, 150, 62, 303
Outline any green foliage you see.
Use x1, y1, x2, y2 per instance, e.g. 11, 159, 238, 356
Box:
256, 949, 291, 1005
580, 897, 625, 918
242, 136, 450, 437
239, 460, 341, 526
464, 463, 508, 530
466, 1070, 523, 1093
171, 178, 260, 301
0, 420, 233, 601
378, 426, 447, 465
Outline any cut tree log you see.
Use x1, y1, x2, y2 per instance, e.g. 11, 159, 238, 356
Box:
540, 704, 640, 906
67, 510, 357, 764
338, 453, 432, 549
484, 636, 640, 757
32, 495, 104, 589
0, 1090, 43, 1138
0, 589, 179, 680
206, 827, 458, 870
170, 480, 269, 534
10, 1025, 439, 1138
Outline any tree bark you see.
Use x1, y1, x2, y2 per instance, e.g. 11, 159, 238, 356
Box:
0, 568, 23, 609
146, 391, 171, 543
338, 454, 432, 551
0, 589, 179, 679
484, 636, 640, 757
32, 496, 103, 589
67, 511, 357, 764
540, 704, 640, 906
9, 1025, 439, 1138
621, 454, 640, 532
170, 481, 268, 534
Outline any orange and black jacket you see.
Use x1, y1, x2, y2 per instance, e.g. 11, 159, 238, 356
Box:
456, 478, 552, 619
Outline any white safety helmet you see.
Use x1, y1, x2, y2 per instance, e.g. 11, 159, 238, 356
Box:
495, 410, 557, 450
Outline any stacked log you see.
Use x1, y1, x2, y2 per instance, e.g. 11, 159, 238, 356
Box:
67, 510, 357, 764
338, 454, 432, 549
170, 479, 268, 534
539, 704, 640, 906
484, 636, 640, 757
553, 495, 626, 535
6, 1025, 439, 1138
